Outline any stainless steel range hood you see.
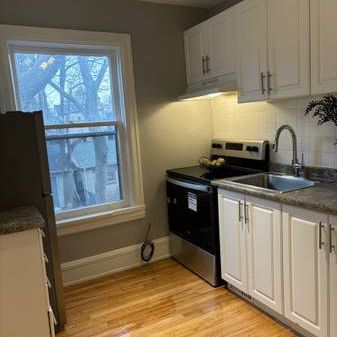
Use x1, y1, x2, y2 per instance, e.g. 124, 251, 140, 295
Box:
178, 75, 237, 101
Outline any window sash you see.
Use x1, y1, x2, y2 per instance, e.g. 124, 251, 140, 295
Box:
45, 121, 129, 219
8, 45, 130, 219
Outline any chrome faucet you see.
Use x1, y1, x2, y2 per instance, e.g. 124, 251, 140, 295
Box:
273, 125, 303, 176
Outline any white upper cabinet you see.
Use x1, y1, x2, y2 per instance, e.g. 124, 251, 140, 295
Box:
330, 216, 337, 337
282, 206, 328, 337
235, 0, 268, 102
311, 0, 337, 95
235, 0, 310, 102
267, 0, 310, 99
218, 190, 248, 293
184, 24, 206, 84
246, 196, 283, 314
184, 8, 235, 85
206, 8, 235, 79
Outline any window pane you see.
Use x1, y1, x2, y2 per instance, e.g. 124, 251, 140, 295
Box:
13, 53, 116, 123
46, 125, 122, 212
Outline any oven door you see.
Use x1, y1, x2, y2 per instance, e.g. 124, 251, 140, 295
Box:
166, 176, 216, 254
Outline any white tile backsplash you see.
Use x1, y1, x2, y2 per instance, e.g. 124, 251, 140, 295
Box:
211, 94, 337, 168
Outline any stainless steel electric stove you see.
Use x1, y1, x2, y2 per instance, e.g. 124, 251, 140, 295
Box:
166, 139, 269, 286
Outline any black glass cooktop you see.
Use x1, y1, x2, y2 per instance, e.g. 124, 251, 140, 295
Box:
167, 165, 262, 185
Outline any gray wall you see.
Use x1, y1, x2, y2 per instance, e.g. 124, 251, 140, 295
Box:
0, 0, 213, 262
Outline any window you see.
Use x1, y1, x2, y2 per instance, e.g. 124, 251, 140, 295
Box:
0, 26, 144, 235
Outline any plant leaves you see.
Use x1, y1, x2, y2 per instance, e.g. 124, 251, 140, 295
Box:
305, 94, 337, 126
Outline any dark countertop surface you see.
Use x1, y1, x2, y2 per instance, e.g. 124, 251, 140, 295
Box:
0, 205, 45, 235
212, 178, 337, 216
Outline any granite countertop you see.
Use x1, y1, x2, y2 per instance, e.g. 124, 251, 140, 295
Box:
212, 177, 337, 216
0, 205, 45, 235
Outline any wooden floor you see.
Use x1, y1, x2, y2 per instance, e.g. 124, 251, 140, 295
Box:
57, 259, 297, 337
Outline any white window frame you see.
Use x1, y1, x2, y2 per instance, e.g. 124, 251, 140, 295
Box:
0, 25, 145, 236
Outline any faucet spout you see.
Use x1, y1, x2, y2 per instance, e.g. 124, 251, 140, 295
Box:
274, 125, 303, 176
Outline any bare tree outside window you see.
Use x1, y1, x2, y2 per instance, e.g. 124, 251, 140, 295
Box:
13, 52, 123, 213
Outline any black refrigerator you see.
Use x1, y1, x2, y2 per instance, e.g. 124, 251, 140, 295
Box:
0, 111, 66, 332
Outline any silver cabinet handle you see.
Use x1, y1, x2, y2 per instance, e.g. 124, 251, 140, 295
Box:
319, 222, 325, 250
238, 201, 244, 221
267, 71, 273, 94
260, 72, 266, 95
329, 224, 335, 253
205, 55, 211, 73
202, 56, 206, 74
238, 201, 244, 231
244, 202, 249, 232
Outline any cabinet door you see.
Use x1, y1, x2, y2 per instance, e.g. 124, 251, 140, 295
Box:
235, 0, 268, 103
184, 24, 206, 84
206, 8, 235, 79
218, 190, 248, 292
0, 230, 51, 337
267, 0, 310, 99
246, 197, 283, 314
283, 206, 328, 337
311, 0, 337, 95
330, 216, 337, 337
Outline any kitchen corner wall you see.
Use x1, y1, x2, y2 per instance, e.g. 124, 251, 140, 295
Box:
211, 94, 337, 168
0, 0, 212, 262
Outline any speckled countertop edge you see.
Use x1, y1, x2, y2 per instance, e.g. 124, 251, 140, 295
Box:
0, 205, 45, 235
212, 179, 337, 216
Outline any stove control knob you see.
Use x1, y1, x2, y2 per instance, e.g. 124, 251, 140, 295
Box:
246, 146, 259, 152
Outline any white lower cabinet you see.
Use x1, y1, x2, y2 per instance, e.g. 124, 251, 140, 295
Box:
218, 190, 248, 292
330, 216, 337, 337
282, 206, 328, 337
0, 229, 55, 337
218, 189, 337, 337
218, 190, 283, 313
246, 196, 283, 314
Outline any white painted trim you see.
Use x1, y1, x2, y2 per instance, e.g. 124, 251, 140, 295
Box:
56, 204, 146, 236
61, 236, 170, 286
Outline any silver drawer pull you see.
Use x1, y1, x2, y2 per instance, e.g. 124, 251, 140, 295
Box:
244, 203, 249, 230
267, 71, 273, 93
206, 55, 211, 73
329, 224, 335, 254
319, 222, 325, 250
260, 72, 266, 95
238, 201, 243, 221
202, 56, 206, 74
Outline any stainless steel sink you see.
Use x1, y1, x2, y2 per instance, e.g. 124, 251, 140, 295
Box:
225, 173, 316, 193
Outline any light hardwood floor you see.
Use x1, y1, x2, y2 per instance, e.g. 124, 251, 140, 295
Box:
57, 259, 297, 337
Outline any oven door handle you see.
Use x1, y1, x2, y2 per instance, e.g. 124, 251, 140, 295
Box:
167, 177, 209, 192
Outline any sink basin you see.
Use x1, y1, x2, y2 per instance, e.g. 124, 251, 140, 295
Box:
225, 173, 316, 193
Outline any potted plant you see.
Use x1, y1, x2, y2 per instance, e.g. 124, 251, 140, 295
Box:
305, 94, 337, 144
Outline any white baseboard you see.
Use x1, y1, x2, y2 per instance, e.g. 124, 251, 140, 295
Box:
61, 236, 170, 286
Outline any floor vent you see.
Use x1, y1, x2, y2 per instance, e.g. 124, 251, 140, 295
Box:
227, 284, 252, 302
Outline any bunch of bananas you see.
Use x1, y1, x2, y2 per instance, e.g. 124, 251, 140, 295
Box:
199, 157, 226, 169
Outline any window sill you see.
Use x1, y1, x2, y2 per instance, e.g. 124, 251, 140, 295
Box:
56, 204, 146, 236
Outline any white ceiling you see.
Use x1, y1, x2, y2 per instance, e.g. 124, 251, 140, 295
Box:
136, 0, 225, 8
